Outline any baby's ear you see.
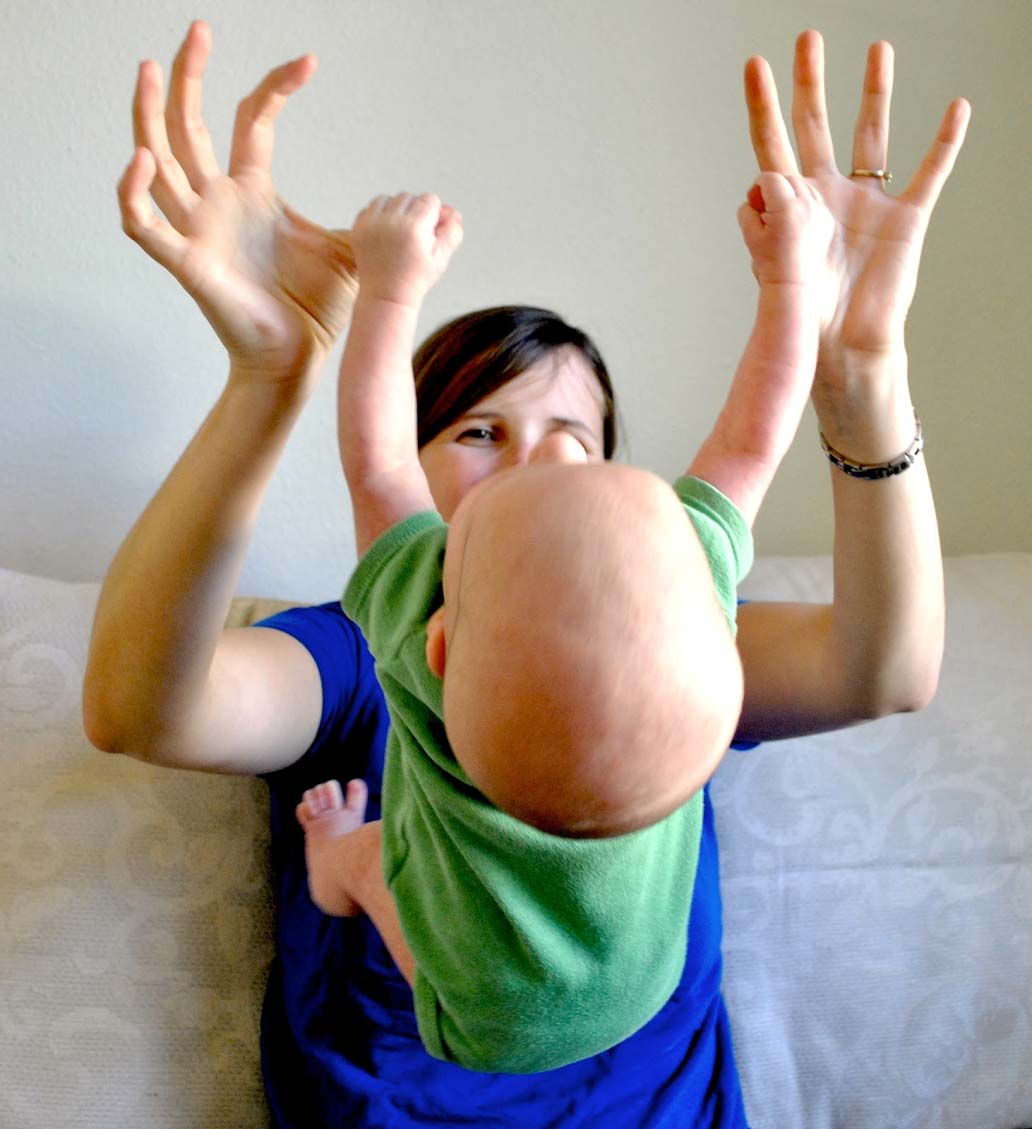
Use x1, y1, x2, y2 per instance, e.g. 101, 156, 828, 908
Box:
425, 606, 447, 679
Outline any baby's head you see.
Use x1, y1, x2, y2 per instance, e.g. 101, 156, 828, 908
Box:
425, 463, 743, 838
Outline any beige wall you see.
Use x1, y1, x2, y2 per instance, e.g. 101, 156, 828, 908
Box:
2, 0, 1028, 600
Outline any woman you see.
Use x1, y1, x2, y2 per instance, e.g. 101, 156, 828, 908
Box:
84, 20, 969, 1128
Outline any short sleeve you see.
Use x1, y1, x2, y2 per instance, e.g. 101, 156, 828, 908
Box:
343, 513, 447, 664
673, 476, 753, 630
252, 602, 389, 806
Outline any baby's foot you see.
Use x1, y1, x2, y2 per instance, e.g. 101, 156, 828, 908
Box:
296, 778, 369, 916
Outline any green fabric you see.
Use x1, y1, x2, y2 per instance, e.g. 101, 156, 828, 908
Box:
343, 475, 751, 1073
673, 475, 753, 635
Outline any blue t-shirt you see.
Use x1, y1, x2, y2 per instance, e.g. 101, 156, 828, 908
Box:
258, 601, 750, 1129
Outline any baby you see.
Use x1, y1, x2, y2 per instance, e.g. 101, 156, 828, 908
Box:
298, 180, 832, 1072
425, 457, 744, 837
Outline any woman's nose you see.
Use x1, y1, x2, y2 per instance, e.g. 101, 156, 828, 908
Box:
527, 432, 587, 466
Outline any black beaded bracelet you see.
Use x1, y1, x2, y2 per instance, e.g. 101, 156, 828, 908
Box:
819, 413, 924, 480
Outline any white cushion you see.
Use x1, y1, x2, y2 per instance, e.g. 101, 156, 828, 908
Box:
719, 553, 1032, 1128
2, 559, 1030, 1127
0, 569, 274, 1129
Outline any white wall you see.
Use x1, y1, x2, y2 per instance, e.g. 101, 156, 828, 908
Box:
2, 0, 1028, 602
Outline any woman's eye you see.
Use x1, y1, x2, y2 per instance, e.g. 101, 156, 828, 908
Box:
458, 427, 496, 443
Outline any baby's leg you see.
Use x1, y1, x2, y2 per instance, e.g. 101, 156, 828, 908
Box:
296, 779, 371, 916
295, 779, 416, 984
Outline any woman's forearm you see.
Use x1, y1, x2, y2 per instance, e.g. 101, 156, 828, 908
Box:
819, 353, 944, 714
83, 372, 313, 755
735, 353, 943, 740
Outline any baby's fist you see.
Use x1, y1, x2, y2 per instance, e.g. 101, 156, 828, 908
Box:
353, 192, 463, 308
738, 173, 833, 288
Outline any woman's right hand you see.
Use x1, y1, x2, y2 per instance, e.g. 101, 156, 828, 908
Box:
117, 21, 358, 385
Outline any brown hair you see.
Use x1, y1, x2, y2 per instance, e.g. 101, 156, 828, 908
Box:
414, 306, 618, 457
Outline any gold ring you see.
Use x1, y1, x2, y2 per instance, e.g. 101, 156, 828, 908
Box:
851, 168, 893, 182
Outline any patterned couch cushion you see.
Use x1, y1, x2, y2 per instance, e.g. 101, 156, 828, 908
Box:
721, 553, 1032, 1129
0, 570, 275, 1128
1, 560, 1030, 1128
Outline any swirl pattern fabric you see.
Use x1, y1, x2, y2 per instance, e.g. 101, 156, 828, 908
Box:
1, 557, 1029, 1128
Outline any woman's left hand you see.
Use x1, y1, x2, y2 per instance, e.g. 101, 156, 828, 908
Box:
733, 31, 962, 741
744, 31, 970, 380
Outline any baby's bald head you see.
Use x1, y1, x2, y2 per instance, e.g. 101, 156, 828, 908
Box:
431, 463, 743, 837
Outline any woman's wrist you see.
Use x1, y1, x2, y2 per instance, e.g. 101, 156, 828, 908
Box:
225, 342, 328, 397
812, 346, 918, 463
222, 363, 321, 433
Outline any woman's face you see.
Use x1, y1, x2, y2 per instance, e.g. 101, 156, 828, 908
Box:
418, 347, 608, 522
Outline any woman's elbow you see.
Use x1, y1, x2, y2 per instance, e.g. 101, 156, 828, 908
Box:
861, 663, 942, 720
82, 682, 133, 756
81, 676, 162, 761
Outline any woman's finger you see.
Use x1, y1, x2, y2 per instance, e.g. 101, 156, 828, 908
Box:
165, 20, 222, 191
228, 53, 319, 180
744, 54, 799, 175
132, 59, 197, 228
901, 97, 971, 213
790, 30, 836, 176
117, 147, 188, 274
850, 40, 894, 183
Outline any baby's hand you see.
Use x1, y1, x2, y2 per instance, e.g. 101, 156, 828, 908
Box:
738, 172, 835, 300
352, 192, 463, 310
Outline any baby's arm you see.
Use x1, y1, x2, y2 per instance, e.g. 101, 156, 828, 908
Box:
688, 173, 834, 525
338, 193, 463, 556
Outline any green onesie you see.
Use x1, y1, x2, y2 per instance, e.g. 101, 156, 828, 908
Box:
343, 474, 752, 1074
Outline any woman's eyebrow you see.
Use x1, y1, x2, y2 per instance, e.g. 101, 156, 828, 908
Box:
458, 412, 594, 432
550, 417, 594, 433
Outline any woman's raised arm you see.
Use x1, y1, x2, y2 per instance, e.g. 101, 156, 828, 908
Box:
734, 31, 970, 740
83, 22, 358, 772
